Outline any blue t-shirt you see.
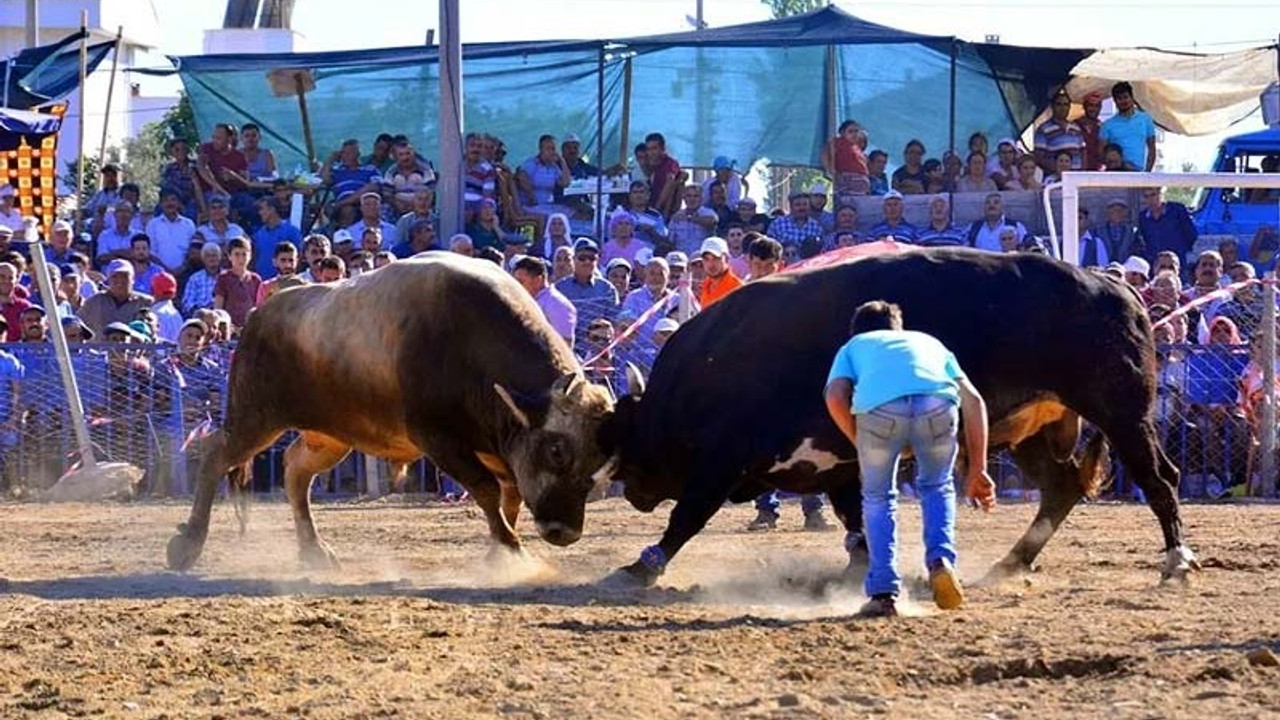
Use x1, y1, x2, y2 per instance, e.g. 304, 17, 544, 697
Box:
1100, 110, 1156, 170
827, 329, 965, 414
0, 349, 24, 426
329, 164, 381, 199
253, 222, 302, 279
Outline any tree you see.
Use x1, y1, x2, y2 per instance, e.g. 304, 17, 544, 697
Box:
760, 0, 826, 19
1165, 161, 1198, 206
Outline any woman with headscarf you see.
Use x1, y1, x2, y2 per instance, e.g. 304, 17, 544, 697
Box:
542, 212, 571, 259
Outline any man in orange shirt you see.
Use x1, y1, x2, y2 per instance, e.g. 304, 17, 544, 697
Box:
698, 237, 742, 308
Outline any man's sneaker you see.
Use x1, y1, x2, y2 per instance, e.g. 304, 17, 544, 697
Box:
858, 593, 898, 618
929, 560, 965, 610
803, 509, 835, 532
746, 510, 778, 532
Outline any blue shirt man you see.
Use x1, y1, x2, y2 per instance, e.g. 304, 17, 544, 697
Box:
1099, 82, 1157, 172
824, 300, 994, 617
554, 239, 619, 350
1137, 190, 1197, 269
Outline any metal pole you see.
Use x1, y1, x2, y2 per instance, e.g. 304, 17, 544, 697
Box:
948, 40, 958, 154
437, 0, 463, 239
595, 46, 605, 240
825, 45, 837, 150
295, 73, 316, 169
1261, 273, 1277, 497
618, 56, 632, 167
1061, 173, 1079, 266
25, 0, 39, 47
96, 27, 123, 174
696, 0, 703, 29
75, 10, 87, 235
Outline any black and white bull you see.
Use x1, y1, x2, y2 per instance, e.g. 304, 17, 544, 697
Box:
599, 248, 1199, 586
166, 253, 615, 571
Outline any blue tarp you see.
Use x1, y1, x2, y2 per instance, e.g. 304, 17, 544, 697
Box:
0, 107, 63, 137
3, 30, 116, 109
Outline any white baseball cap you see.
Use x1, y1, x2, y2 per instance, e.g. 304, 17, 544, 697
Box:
699, 236, 730, 259
655, 318, 680, 334
1123, 256, 1150, 278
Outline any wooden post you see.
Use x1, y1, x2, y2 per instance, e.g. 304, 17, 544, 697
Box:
295, 72, 316, 169
618, 56, 632, 167
96, 26, 123, 174
74, 10, 87, 234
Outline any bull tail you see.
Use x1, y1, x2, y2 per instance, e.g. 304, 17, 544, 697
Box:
1076, 430, 1110, 499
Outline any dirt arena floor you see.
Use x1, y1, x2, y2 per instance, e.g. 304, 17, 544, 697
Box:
1, 496, 1279, 719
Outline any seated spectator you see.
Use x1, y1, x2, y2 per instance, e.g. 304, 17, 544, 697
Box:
1218, 238, 1241, 275
942, 151, 963, 190
240, 123, 277, 183
555, 238, 618, 348
666, 251, 690, 290
735, 197, 770, 234
922, 158, 947, 194
1078, 208, 1111, 267
196, 194, 247, 248
823, 120, 870, 198
392, 220, 437, 259
1034, 90, 1084, 173
1043, 149, 1074, 185
769, 191, 824, 246
1014, 154, 1043, 192
705, 180, 736, 234
621, 181, 670, 251
744, 235, 782, 280
1094, 198, 1139, 262
998, 226, 1021, 253
146, 190, 197, 274
644, 132, 684, 218
148, 273, 183, 343
824, 205, 861, 249
43, 221, 75, 266
346, 251, 373, 277
809, 182, 835, 233
347, 192, 397, 248
702, 156, 748, 206
560, 134, 599, 182
868, 190, 918, 242
622, 256, 678, 345
602, 208, 654, 268
447, 233, 474, 257
502, 234, 533, 266
373, 251, 395, 269
128, 235, 165, 295
78, 259, 153, 337
363, 133, 396, 174
956, 152, 998, 193
84, 164, 122, 235
987, 138, 1019, 190
384, 141, 437, 214
605, 258, 632, 300
465, 198, 504, 253
866, 150, 889, 196
516, 134, 572, 220
213, 237, 261, 332
462, 132, 497, 222
395, 187, 436, 246
257, 242, 300, 305
182, 242, 223, 315
252, 197, 302, 279
653, 317, 679, 352
916, 195, 965, 247
1123, 256, 1151, 296
551, 245, 573, 283
314, 255, 347, 282
1246, 225, 1279, 275
965, 193, 1026, 252
668, 184, 718, 256
321, 139, 381, 207
96, 202, 139, 267
719, 225, 747, 277
159, 138, 201, 220
542, 212, 572, 259
1102, 143, 1139, 172
891, 139, 928, 194
196, 124, 255, 226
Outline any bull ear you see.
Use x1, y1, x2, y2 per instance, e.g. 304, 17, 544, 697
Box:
493, 383, 531, 429
624, 362, 646, 398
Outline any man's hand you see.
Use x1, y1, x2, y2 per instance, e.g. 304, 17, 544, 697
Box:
965, 469, 997, 512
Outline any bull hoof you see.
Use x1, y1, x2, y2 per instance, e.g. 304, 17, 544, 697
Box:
603, 561, 661, 588
979, 557, 1034, 587
485, 544, 531, 565
1160, 545, 1201, 585
300, 543, 342, 570
166, 528, 204, 573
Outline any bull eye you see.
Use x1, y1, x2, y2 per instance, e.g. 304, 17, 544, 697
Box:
543, 436, 571, 472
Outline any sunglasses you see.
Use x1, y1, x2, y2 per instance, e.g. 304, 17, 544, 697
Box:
574, 255, 596, 262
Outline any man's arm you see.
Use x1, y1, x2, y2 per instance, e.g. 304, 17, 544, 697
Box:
1145, 134, 1157, 172
823, 378, 857, 446
957, 375, 996, 511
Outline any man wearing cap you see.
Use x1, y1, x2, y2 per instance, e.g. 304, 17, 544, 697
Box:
512, 255, 576, 348
78, 258, 153, 338
145, 189, 197, 274
868, 190, 919, 243
1034, 90, 1085, 174
668, 184, 718, 256
1096, 198, 1139, 263
18, 305, 47, 343
95, 202, 140, 267
0, 262, 30, 342
769, 192, 824, 246
1122, 256, 1151, 292
964, 193, 1026, 253
560, 134, 599, 182
665, 251, 690, 291
652, 317, 679, 352
182, 243, 223, 316
0, 184, 23, 234
702, 156, 747, 207
604, 257, 632, 300
734, 197, 770, 235
150, 272, 184, 343
347, 192, 397, 252
196, 195, 246, 248
698, 237, 743, 309
85, 164, 122, 234
809, 182, 836, 235
45, 221, 75, 265
622, 256, 678, 346
251, 197, 302, 279
331, 228, 356, 262
555, 238, 619, 350
603, 208, 655, 268
1101, 81, 1157, 173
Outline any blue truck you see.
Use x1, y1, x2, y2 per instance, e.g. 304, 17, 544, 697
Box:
1193, 125, 1280, 245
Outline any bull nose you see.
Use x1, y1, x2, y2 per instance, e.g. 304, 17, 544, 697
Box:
536, 521, 581, 547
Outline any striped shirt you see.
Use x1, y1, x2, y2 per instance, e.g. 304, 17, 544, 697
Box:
183, 269, 220, 314
768, 215, 824, 245
1033, 118, 1085, 169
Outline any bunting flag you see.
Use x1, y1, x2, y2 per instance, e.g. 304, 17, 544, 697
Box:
0, 106, 64, 238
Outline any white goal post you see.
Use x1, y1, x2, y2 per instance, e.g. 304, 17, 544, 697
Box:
1047, 171, 1280, 266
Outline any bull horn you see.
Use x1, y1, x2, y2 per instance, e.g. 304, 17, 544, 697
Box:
551, 371, 582, 397
493, 383, 531, 429
624, 362, 646, 398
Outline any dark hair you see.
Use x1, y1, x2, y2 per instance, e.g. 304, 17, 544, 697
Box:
634, 143, 647, 155
375, 133, 395, 145
1053, 149, 1073, 161
905, 139, 925, 154
120, 182, 141, 196
227, 237, 251, 253
868, 149, 888, 162
273, 241, 298, 257
968, 132, 987, 147
317, 256, 346, 274
837, 120, 859, 134
513, 255, 548, 276
476, 246, 504, 265
160, 188, 181, 202
256, 196, 283, 216
538, 134, 555, 146
629, 180, 650, 192
241, 123, 260, 133
799, 237, 823, 259
850, 300, 904, 335
1111, 81, 1134, 99
746, 234, 783, 261
967, 151, 986, 164
1103, 142, 1124, 156
644, 132, 666, 147
923, 158, 942, 173
130, 233, 151, 247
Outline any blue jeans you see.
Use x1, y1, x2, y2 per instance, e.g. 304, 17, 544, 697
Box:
855, 394, 959, 598
755, 491, 824, 515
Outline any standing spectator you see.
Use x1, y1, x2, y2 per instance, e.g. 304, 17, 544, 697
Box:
668, 184, 718, 256
644, 132, 684, 218
394, 188, 436, 246
462, 133, 498, 222
866, 150, 890, 196
891, 139, 928, 195
383, 141, 437, 215
512, 255, 576, 349
1123, 256, 1151, 295
965, 193, 1026, 253
823, 120, 870, 198
196, 195, 246, 248
704, 181, 736, 234
44, 221, 75, 265
809, 182, 835, 234
160, 138, 202, 220
182, 243, 223, 315
257, 242, 300, 305
602, 209, 654, 268
622, 181, 670, 251
128, 235, 165, 295
734, 197, 770, 235
1138, 187, 1197, 269
320, 138, 381, 208
917, 196, 966, 248
213, 238, 261, 331
85, 164, 122, 235
197, 124, 255, 224
956, 152, 998, 194
0, 263, 29, 341
825, 205, 861, 249
95, 202, 139, 266
447, 233, 474, 258
77, 259, 152, 337
541, 213, 572, 259
698, 237, 742, 308
868, 190, 919, 242
146, 190, 196, 273
769, 191, 824, 246
149, 272, 183, 343
314, 256, 346, 283
725, 225, 751, 278
251, 197, 302, 279
1078, 92, 1105, 170
363, 133, 396, 174
1100, 81, 1157, 172
823, 300, 994, 617
1102, 143, 1139, 172
1014, 154, 1043, 191
702, 156, 747, 206
746, 235, 783, 280
1095, 198, 1140, 262
1034, 90, 1085, 173
555, 238, 618, 349
1043, 149, 1075, 185
1077, 208, 1111, 267
0, 186, 23, 235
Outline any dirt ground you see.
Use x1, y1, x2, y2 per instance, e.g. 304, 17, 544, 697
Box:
1, 496, 1279, 720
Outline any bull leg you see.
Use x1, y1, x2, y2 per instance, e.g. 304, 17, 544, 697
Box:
229, 465, 251, 538
423, 442, 523, 555
167, 424, 282, 572
1109, 420, 1199, 583
500, 481, 522, 535
283, 433, 351, 569
612, 470, 733, 587
988, 470, 1083, 581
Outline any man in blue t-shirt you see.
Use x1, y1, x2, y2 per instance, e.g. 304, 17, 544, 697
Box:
1100, 81, 1157, 172
824, 300, 995, 618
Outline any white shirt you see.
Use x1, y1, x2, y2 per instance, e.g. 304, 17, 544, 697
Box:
197, 221, 246, 247
145, 213, 196, 271
969, 216, 1026, 253
0, 208, 24, 233
153, 299, 184, 343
